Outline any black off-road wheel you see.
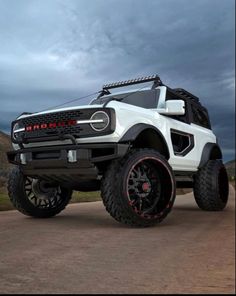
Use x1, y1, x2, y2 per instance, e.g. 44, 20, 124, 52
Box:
193, 160, 229, 211
101, 149, 176, 227
8, 167, 72, 218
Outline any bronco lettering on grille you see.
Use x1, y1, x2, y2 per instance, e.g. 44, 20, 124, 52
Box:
26, 120, 77, 131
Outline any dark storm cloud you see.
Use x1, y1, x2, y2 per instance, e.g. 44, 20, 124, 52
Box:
0, 0, 235, 160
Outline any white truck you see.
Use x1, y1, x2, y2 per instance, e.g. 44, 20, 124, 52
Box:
7, 75, 229, 227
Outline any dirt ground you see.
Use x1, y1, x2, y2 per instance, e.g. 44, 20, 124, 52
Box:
0, 185, 235, 294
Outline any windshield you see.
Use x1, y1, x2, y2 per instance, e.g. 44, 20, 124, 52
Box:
90, 89, 160, 109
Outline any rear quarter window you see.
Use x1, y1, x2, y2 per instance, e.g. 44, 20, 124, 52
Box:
191, 105, 211, 129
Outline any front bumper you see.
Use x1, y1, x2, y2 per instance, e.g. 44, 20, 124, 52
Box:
7, 143, 129, 182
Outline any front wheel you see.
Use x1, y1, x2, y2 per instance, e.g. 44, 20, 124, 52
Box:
101, 149, 176, 227
8, 167, 72, 218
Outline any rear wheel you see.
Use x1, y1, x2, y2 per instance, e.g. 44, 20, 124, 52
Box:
101, 149, 176, 227
193, 160, 229, 211
8, 167, 72, 218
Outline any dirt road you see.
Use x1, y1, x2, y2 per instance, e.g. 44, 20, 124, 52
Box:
0, 186, 235, 294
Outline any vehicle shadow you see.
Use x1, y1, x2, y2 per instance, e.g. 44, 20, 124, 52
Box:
23, 196, 234, 230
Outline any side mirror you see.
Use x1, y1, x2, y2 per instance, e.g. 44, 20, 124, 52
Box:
157, 100, 185, 115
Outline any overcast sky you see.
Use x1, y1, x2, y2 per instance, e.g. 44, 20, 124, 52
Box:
0, 0, 235, 161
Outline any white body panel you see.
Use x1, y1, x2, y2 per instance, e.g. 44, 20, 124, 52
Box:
13, 86, 216, 172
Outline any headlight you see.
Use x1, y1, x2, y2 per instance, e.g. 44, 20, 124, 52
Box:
90, 111, 110, 131
12, 121, 25, 140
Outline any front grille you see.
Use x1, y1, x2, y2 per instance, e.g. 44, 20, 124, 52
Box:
21, 109, 85, 139
12, 108, 115, 143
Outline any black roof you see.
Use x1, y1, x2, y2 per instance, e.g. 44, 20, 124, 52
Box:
172, 88, 199, 103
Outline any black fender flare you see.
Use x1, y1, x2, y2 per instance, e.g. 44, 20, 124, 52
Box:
198, 143, 222, 168
119, 123, 170, 159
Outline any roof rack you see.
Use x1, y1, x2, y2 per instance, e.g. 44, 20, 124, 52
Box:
102, 75, 163, 90
173, 88, 199, 102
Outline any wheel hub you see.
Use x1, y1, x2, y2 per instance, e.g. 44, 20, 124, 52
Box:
142, 182, 150, 192
127, 160, 162, 216
24, 177, 64, 209
31, 179, 57, 200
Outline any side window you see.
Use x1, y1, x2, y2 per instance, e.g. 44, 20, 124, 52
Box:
191, 105, 211, 129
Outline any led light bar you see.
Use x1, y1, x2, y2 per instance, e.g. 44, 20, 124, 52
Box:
76, 119, 104, 124
13, 127, 25, 133
103, 75, 162, 89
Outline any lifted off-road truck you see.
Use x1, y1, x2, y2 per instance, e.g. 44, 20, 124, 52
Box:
7, 75, 229, 227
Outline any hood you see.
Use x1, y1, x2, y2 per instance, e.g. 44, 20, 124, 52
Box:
17, 103, 103, 120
